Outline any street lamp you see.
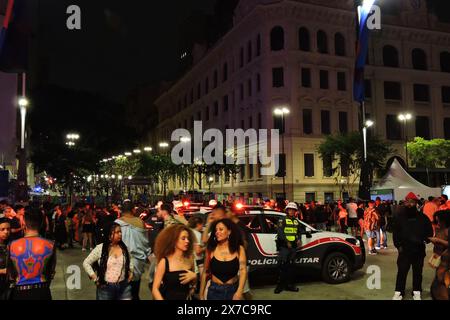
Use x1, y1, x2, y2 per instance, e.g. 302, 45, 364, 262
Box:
144, 147, 152, 152
362, 120, 374, 162
133, 149, 141, 154
159, 142, 169, 148
124, 152, 132, 156
398, 113, 413, 168
273, 106, 290, 201
66, 132, 80, 148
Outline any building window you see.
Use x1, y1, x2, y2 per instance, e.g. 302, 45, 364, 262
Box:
248, 116, 253, 129
414, 84, 430, 102
324, 192, 334, 203
270, 26, 284, 51
257, 73, 261, 92
334, 33, 346, 56
304, 154, 315, 177
442, 86, 450, 104
444, 118, 450, 140
321, 110, 331, 135
197, 111, 202, 121
184, 119, 187, 128
320, 70, 329, 89
323, 154, 333, 177
205, 77, 209, 94
247, 41, 252, 62
240, 47, 244, 68
272, 67, 284, 88
223, 63, 228, 82
303, 109, 313, 134
299, 27, 310, 51
258, 113, 262, 130
213, 70, 218, 88
337, 72, 346, 91
317, 30, 328, 54
412, 48, 427, 70
305, 193, 316, 203
214, 101, 219, 117
240, 83, 244, 100
339, 112, 348, 134
440, 51, 450, 72
248, 79, 252, 97
341, 158, 349, 177
205, 106, 209, 121
384, 81, 402, 100
223, 95, 229, 112
383, 45, 399, 67
240, 164, 246, 180
190, 89, 194, 104
197, 83, 201, 100
365, 79, 372, 98
415, 116, 430, 139
386, 115, 402, 140
301, 68, 311, 88
256, 34, 261, 56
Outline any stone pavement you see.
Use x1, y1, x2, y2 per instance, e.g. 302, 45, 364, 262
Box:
51, 234, 437, 300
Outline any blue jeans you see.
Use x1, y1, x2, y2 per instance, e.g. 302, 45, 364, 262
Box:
97, 280, 132, 300
376, 227, 387, 247
207, 282, 238, 300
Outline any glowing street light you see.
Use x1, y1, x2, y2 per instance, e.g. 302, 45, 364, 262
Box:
133, 149, 141, 154
159, 142, 169, 148
365, 120, 374, 128
273, 106, 290, 200
124, 152, 132, 156
398, 113, 413, 168
144, 147, 152, 152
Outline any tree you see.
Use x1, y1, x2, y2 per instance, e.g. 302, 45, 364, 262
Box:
317, 132, 393, 199
408, 137, 450, 168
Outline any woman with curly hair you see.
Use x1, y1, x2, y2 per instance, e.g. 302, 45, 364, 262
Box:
83, 223, 133, 300
200, 218, 247, 300
152, 224, 198, 300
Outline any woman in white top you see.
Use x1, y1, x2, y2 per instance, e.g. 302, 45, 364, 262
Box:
83, 223, 133, 300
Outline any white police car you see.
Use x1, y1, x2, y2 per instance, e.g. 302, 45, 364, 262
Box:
235, 207, 365, 284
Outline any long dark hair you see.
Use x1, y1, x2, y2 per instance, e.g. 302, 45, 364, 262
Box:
206, 218, 243, 254
97, 223, 131, 285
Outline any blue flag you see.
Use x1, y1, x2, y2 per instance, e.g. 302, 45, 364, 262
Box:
353, 0, 376, 103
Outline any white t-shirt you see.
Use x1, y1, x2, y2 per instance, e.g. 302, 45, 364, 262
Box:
346, 202, 358, 219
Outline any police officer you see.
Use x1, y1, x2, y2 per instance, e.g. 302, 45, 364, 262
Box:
275, 202, 302, 294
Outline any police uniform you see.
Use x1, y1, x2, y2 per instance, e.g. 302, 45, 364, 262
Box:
275, 203, 302, 293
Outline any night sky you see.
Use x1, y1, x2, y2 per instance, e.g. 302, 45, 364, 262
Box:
34, 0, 449, 104
35, 0, 217, 103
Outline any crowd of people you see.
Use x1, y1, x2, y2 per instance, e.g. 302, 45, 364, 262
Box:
0, 192, 448, 301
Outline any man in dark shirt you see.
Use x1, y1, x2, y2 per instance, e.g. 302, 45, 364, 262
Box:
375, 197, 388, 249
4, 206, 23, 242
392, 195, 433, 300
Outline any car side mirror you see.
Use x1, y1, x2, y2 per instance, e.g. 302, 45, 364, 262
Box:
305, 227, 313, 238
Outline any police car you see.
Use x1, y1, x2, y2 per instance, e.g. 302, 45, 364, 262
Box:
234, 207, 365, 284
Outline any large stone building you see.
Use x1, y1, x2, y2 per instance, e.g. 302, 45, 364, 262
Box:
153, 0, 450, 203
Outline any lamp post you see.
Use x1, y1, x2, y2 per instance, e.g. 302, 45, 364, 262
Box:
363, 120, 374, 162
273, 107, 290, 201
16, 96, 29, 202
398, 113, 412, 169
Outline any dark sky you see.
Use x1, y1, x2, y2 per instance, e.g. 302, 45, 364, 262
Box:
36, 0, 216, 103
34, 0, 449, 104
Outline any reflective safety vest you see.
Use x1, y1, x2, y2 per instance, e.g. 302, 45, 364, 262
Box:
283, 218, 299, 242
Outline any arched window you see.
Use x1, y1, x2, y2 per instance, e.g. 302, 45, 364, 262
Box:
334, 33, 346, 56
317, 30, 328, 54
298, 27, 310, 51
441, 51, 450, 73
383, 45, 399, 67
270, 26, 284, 51
412, 48, 427, 70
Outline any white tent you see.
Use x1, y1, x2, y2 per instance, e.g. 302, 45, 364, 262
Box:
371, 159, 442, 201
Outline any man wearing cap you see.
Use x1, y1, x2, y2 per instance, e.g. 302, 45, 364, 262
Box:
392, 193, 433, 300
274, 202, 302, 294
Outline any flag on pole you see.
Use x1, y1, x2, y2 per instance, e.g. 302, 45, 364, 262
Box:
353, 0, 376, 103
0, 0, 30, 73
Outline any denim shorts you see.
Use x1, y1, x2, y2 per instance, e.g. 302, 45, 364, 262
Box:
207, 282, 238, 300
97, 280, 132, 300
365, 231, 376, 238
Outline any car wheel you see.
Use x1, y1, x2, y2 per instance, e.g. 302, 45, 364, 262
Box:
322, 252, 351, 284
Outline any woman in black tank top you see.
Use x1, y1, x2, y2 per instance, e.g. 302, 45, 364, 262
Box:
152, 225, 198, 300
200, 219, 247, 300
